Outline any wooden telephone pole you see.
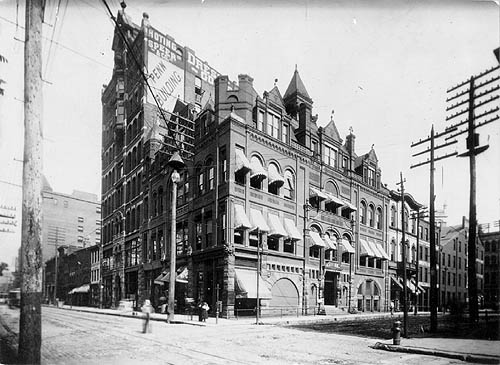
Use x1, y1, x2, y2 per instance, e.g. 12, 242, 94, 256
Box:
19, 0, 44, 363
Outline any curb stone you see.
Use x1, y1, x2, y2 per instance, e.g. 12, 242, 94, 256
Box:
372, 342, 500, 364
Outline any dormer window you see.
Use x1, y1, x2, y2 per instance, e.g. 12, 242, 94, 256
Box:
257, 110, 264, 131
323, 144, 338, 168
267, 112, 280, 139
368, 168, 376, 187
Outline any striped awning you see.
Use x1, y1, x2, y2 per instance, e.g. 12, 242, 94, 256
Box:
325, 193, 344, 206
323, 235, 337, 250
268, 166, 285, 187
234, 268, 272, 299
235, 149, 252, 173
360, 238, 377, 257
309, 187, 328, 201
283, 218, 302, 240
250, 208, 270, 232
309, 231, 326, 248
340, 238, 355, 253
250, 158, 267, 180
341, 200, 357, 211
268, 214, 287, 237
373, 241, 390, 260
234, 204, 252, 229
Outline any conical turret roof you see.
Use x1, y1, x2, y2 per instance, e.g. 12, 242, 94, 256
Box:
284, 67, 311, 101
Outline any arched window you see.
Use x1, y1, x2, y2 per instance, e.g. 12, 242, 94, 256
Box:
196, 165, 204, 195
268, 163, 283, 196
368, 204, 375, 227
376, 207, 383, 229
390, 205, 397, 227
250, 155, 266, 190
391, 239, 396, 261
283, 170, 295, 200
360, 201, 367, 225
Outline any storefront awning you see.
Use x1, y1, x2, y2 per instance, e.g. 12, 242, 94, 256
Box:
367, 239, 385, 260
250, 209, 270, 232
268, 214, 287, 237
359, 238, 376, 257
325, 193, 344, 206
391, 276, 403, 290
234, 204, 252, 229
309, 187, 328, 201
155, 266, 189, 284
283, 218, 302, 240
340, 238, 355, 253
374, 241, 390, 260
323, 235, 337, 250
250, 158, 267, 180
341, 200, 357, 212
68, 283, 90, 295
268, 167, 285, 187
309, 231, 326, 248
234, 268, 272, 299
235, 149, 252, 173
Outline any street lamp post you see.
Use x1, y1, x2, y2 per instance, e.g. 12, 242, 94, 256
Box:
167, 151, 185, 323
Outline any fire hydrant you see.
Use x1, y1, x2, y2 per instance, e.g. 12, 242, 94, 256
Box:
392, 320, 401, 345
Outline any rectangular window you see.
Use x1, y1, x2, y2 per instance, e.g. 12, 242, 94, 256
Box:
425, 247, 429, 261
78, 226, 84, 232
78, 217, 84, 223
257, 110, 264, 131
267, 113, 280, 138
198, 172, 204, 195
283, 238, 294, 254
323, 144, 338, 168
220, 148, 227, 183
281, 123, 289, 143
368, 168, 375, 186
206, 218, 213, 247
208, 167, 214, 190
196, 220, 202, 251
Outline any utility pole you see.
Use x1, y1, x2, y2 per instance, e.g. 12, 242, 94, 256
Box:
19, 0, 44, 363
256, 228, 261, 325
397, 173, 408, 337
411, 126, 458, 332
445, 64, 499, 323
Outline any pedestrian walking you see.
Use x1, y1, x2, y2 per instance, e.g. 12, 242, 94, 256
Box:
201, 301, 210, 322
141, 299, 154, 333
390, 301, 394, 316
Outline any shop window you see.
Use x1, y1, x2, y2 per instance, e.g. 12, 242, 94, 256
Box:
283, 238, 294, 254
268, 236, 279, 251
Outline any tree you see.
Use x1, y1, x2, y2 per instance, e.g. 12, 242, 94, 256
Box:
0, 262, 8, 276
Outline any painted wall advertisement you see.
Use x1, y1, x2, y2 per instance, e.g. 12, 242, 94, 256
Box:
146, 51, 185, 114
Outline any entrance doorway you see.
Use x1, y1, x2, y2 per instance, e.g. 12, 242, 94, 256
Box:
324, 271, 338, 306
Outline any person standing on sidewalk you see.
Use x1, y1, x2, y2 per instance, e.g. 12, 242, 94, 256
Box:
390, 301, 394, 316
141, 299, 154, 333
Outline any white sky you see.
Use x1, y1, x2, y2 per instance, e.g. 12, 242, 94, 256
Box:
0, 0, 499, 267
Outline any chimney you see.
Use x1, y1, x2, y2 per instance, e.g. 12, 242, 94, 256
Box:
346, 132, 356, 156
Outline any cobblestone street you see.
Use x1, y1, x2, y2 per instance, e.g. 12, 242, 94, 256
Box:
0, 306, 463, 364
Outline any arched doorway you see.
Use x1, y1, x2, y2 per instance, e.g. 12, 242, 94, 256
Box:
357, 279, 381, 312
270, 278, 299, 307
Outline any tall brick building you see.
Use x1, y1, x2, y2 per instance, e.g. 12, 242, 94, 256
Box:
479, 222, 499, 309
100, 8, 429, 316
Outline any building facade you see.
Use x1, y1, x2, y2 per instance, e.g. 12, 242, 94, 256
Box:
479, 222, 499, 309
99, 8, 433, 316
42, 176, 101, 262
440, 217, 485, 310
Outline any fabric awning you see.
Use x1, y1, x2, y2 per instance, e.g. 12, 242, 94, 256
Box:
325, 193, 344, 206
323, 235, 337, 250
374, 241, 390, 260
309, 231, 326, 247
340, 238, 355, 253
68, 284, 90, 294
250, 158, 267, 180
268, 214, 287, 237
391, 276, 403, 290
268, 166, 285, 187
234, 204, 252, 229
406, 279, 417, 294
250, 208, 270, 232
309, 187, 328, 201
367, 239, 384, 259
283, 218, 302, 240
341, 200, 357, 211
360, 238, 377, 257
234, 268, 272, 299
156, 266, 189, 284
235, 149, 252, 173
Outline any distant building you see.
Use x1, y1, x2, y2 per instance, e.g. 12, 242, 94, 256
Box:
45, 245, 92, 306
479, 222, 500, 309
42, 175, 101, 262
440, 217, 485, 309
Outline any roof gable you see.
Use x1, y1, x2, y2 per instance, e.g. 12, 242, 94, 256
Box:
267, 86, 285, 109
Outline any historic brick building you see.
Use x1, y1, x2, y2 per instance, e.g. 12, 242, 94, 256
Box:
440, 217, 485, 309
100, 7, 402, 316
480, 222, 500, 309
